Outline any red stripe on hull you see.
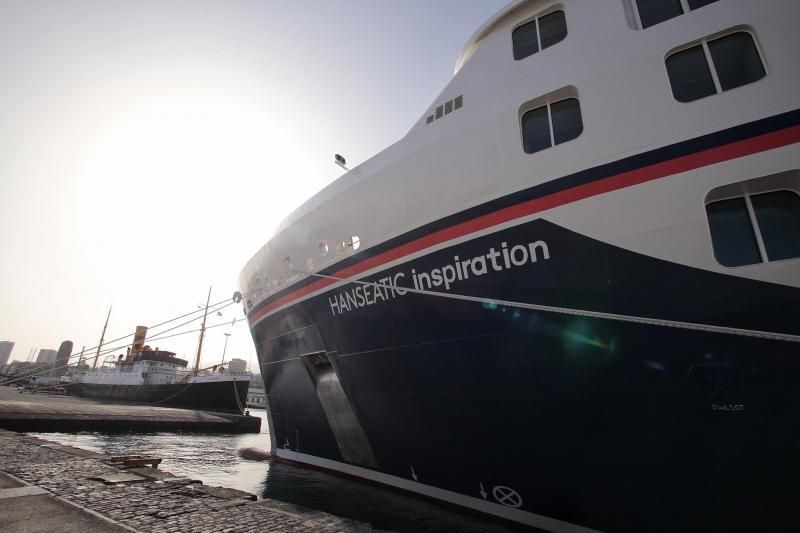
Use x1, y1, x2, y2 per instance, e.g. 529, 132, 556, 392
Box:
249, 124, 800, 326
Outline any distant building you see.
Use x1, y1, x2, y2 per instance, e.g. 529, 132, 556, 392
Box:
247, 387, 266, 408
228, 358, 247, 373
0, 341, 14, 367
36, 349, 57, 364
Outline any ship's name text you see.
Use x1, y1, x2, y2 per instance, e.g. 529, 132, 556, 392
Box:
328, 239, 550, 317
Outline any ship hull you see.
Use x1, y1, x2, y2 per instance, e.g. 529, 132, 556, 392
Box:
71, 379, 250, 413
243, 96, 800, 531
250, 214, 800, 532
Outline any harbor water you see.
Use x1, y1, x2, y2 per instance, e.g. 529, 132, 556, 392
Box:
30, 410, 524, 532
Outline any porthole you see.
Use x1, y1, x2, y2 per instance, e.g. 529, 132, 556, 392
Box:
318, 241, 329, 256
351, 236, 361, 250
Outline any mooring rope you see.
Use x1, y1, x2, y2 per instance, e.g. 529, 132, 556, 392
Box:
231, 377, 247, 414
148, 380, 196, 405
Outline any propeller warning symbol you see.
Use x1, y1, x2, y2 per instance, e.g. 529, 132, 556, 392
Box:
492, 485, 522, 508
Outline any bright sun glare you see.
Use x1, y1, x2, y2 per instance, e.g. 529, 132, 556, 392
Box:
77, 94, 288, 294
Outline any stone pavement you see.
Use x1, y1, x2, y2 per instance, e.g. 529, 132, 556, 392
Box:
0, 429, 377, 532
0, 492, 131, 533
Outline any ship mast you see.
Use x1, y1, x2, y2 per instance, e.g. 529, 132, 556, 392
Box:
92, 306, 112, 369
193, 286, 211, 375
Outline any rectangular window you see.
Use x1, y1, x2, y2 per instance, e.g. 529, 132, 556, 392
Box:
750, 191, 800, 262
666, 31, 765, 103
706, 198, 761, 267
522, 98, 583, 154
512, 19, 539, 60
538, 11, 568, 50
665, 45, 715, 102
707, 32, 766, 92
636, 0, 683, 29
521, 106, 551, 154
550, 99, 583, 145
512, 10, 567, 61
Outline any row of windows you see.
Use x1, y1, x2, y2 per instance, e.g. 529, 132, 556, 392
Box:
511, 1, 722, 61
635, 0, 719, 30
511, 6, 793, 268
511, 4, 765, 111
707, 190, 800, 267
519, 27, 766, 153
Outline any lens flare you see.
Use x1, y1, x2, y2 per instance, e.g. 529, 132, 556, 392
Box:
562, 319, 617, 359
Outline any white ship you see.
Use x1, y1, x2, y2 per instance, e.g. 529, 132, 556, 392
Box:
239, 1, 800, 531
71, 326, 251, 413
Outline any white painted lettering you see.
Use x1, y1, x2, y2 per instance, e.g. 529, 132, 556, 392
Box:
510, 245, 529, 266
431, 268, 443, 287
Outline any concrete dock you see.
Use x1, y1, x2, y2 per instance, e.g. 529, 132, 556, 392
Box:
0, 428, 377, 532
0, 386, 260, 433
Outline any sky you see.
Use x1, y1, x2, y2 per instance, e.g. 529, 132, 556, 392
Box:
0, 0, 507, 370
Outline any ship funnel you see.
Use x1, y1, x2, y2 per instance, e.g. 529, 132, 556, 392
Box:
132, 326, 148, 355
54, 340, 73, 378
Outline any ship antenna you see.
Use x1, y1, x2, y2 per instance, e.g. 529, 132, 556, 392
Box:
193, 286, 212, 375
92, 306, 112, 369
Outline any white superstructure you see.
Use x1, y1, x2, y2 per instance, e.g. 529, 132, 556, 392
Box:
76, 352, 251, 386
242, 0, 799, 309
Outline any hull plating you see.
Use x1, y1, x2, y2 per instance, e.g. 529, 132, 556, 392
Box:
252, 219, 800, 532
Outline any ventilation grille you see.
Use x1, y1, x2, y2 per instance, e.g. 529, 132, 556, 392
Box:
425, 94, 464, 125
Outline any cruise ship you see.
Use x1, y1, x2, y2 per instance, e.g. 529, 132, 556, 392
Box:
239, 1, 800, 531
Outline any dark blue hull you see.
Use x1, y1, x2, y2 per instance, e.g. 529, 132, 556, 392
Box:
250, 217, 800, 532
